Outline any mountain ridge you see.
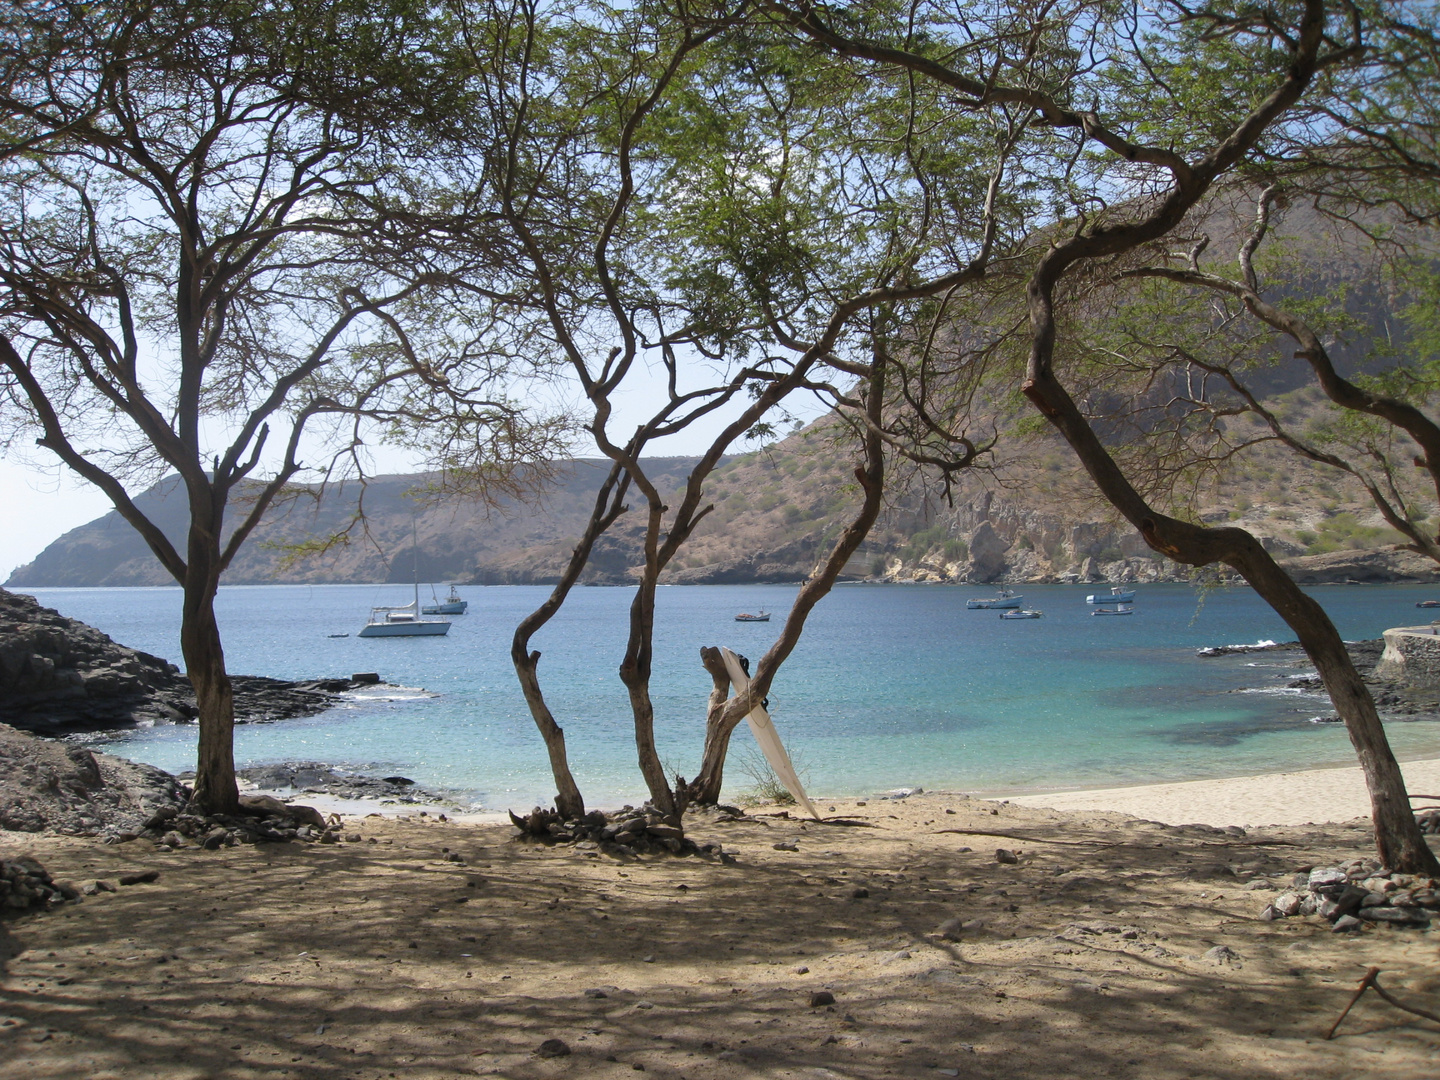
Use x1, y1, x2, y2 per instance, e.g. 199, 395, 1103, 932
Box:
9, 433, 1440, 589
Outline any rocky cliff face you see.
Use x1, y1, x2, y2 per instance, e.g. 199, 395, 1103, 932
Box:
872, 494, 1186, 585
0, 588, 189, 734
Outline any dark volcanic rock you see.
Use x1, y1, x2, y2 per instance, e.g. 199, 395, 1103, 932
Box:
1, 856, 78, 913
0, 588, 185, 734
0, 588, 384, 736
0, 722, 188, 835
235, 763, 435, 803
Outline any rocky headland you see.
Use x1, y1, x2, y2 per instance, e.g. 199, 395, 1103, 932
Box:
0, 588, 383, 737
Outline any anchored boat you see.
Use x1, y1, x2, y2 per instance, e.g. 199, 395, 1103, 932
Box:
359, 520, 452, 637
1091, 604, 1135, 617
1086, 586, 1136, 604
423, 585, 469, 615
967, 588, 1023, 609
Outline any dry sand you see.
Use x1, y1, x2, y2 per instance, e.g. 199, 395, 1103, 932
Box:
2, 786, 1439, 1080
1009, 757, 1440, 827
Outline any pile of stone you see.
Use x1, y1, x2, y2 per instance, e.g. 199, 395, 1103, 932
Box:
0, 722, 188, 836
0, 722, 371, 846
1, 857, 78, 912
1260, 860, 1439, 931
508, 802, 738, 859
116, 795, 348, 851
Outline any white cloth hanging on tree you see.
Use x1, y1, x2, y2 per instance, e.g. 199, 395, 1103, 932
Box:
720, 647, 820, 820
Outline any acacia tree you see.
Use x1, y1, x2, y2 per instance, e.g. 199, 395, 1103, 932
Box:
1086, 185, 1440, 564
0, 0, 562, 813
774, 0, 1438, 871
436, 0, 1011, 821
1086, 4, 1440, 563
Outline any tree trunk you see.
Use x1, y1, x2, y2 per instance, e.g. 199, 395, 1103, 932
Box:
685, 348, 894, 808
509, 464, 630, 821
615, 482, 681, 818
1023, 369, 1440, 875
511, 646, 586, 821
1186, 525, 1435, 874
181, 559, 239, 816
689, 646, 735, 804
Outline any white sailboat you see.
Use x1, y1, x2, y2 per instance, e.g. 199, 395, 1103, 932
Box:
359, 521, 451, 638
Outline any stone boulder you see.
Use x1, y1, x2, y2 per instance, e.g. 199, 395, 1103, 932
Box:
966, 522, 1010, 583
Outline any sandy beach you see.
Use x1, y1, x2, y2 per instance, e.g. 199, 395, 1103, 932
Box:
1009, 757, 1440, 827
4, 768, 1439, 1080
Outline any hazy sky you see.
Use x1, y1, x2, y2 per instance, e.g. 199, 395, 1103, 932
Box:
0, 461, 114, 581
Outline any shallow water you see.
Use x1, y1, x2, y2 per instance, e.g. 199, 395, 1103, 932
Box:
23, 581, 1440, 810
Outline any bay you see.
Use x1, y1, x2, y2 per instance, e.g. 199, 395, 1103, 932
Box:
23, 581, 1440, 810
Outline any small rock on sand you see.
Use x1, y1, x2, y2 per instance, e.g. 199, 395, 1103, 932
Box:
536, 1038, 571, 1058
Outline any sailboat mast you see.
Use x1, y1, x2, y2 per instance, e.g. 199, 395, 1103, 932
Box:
412, 515, 420, 611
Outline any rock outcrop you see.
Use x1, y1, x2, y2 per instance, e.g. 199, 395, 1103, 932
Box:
0, 722, 188, 835
0, 588, 383, 736
1278, 548, 1440, 584
0, 587, 189, 734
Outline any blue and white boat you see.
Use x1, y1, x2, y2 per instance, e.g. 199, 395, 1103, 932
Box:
422, 585, 469, 615
1086, 586, 1136, 605
967, 588, 1023, 609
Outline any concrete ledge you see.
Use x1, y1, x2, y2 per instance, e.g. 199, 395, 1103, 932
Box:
1376, 624, 1440, 686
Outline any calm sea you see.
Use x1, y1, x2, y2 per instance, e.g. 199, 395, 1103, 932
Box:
22, 582, 1440, 811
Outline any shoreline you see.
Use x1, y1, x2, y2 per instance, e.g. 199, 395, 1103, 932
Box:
248, 753, 1440, 831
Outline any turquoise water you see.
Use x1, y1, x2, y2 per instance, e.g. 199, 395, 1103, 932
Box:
22, 582, 1440, 810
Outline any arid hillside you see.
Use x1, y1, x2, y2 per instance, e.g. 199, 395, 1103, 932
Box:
8, 197, 1436, 589
7, 415, 1438, 588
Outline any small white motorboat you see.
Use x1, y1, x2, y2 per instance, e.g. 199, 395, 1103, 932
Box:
735, 610, 771, 622
1087, 586, 1136, 604
422, 585, 469, 615
1091, 604, 1135, 617
999, 609, 1043, 619
967, 588, 1023, 609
